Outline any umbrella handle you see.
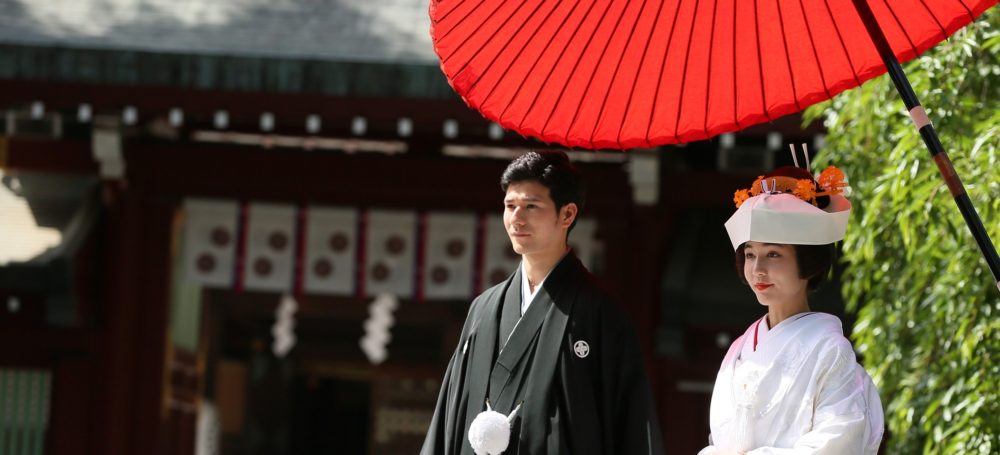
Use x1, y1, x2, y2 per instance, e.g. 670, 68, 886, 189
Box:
852, 0, 1000, 292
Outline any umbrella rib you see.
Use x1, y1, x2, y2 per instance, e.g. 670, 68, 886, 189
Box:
449, 0, 532, 76
753, 0, 772, 121
502, 0, 594, 125
732, 0, 740, 129
437, 0, 487, 44
645, 0, 687, 145
434, 0, 471, 24
468, 0, 553, 95
820, 0, 862, 87
441, 0, 507, 66
916, 0, 948, 40
529, 0, 614, 136
489, 1, 582, 118
797, 0, 833, 100
672, 0, 704, 143
702, 0, 721, 138
775, 0, 803, 113
586, 0, 655, 148
878, 0, 919, 57
560, 0, 634, 145
953, 0, 975, 21
616, 0, 668, 148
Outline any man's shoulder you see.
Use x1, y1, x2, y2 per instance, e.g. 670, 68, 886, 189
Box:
464, 279, 508, 313
569, 264, 616, 303
476, 279, 509, 302
564, 266, 626, 323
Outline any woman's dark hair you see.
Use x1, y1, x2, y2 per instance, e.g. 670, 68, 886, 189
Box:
500, 150, 585, 232
735, 242, 836, 292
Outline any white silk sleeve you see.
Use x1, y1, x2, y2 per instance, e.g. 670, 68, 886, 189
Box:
746, 338, 882, 455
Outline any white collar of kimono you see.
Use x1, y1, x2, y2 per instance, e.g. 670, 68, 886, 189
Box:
519, 250, 569, 315
739, 312, 814, 360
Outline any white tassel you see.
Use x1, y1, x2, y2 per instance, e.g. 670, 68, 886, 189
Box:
732, 371, 760, 452
733, 403, 753, 452
468, 401, 522, 455
802, 143, 811, 173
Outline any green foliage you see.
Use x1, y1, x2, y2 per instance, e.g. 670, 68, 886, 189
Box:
803, 10, 1000, 455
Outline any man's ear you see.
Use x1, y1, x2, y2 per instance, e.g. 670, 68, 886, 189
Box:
559, 202, 578, 229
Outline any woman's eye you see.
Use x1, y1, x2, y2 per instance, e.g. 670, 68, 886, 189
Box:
745, 253, 755, 259
767, 251, 780, 258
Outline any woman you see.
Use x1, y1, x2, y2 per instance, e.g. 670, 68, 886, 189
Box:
700, 163, 884, 454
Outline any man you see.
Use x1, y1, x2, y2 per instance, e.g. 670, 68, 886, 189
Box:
421, 151, 664, 455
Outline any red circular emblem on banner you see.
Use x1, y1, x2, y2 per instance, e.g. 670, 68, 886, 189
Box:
313, 258, 333, 278
269, 232, 288, 251
254, 258, 273, 277
372, 263, 391, 282
196, 253, 216, 272
446, 239, 466, 258
210, 227, 230, 247
386, 236, 406, 256
329, 232, 349, 253
431, 266, 450, 284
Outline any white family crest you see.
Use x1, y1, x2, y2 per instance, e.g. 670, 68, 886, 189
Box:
573, 340, 590, 358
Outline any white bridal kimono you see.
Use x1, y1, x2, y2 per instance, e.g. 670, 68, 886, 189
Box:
700, 312, 884, 454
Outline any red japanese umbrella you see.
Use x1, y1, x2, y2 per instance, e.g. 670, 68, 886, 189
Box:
430, 0, 1000, 291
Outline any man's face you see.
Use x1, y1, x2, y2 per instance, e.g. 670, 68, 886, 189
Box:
503, 181, 575, 257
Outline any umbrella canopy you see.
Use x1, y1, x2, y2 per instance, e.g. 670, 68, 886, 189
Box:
430, 0, 996, 149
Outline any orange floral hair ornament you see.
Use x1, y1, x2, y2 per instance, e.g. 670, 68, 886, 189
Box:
725, 145, 853, 250
793, 179, 817, 202
730, 144, 848, 208
733, 189, 751, 208
816, 166, 847, 196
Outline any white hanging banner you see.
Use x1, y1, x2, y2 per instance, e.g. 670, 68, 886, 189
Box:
183, 199, 239, 288
568, 218, 599, 271
303, 207, 357, 296
365, 210, 417, 298
480, 214, 520, 290
242, 203, 297, 292
423, 212, 476, 300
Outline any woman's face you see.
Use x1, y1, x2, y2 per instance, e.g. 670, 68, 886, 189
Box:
742, 241, 809, 306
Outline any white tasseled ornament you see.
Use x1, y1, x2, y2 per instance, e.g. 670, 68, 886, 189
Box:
468, 401, 521, 455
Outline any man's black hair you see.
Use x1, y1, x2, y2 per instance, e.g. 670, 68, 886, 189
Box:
500, 150, 585, 233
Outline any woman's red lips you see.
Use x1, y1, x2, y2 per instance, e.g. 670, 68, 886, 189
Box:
754, 283, 773, 291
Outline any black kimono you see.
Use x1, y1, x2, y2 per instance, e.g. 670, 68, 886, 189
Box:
421, 252, 665, 455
